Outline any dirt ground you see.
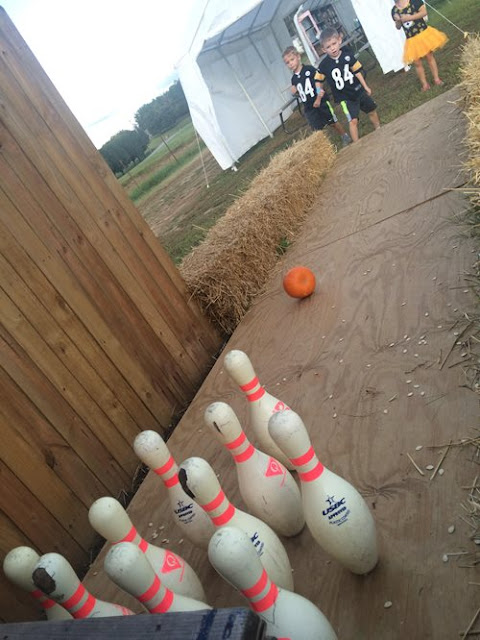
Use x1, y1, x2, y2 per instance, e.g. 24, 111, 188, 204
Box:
138, 149, 222, 240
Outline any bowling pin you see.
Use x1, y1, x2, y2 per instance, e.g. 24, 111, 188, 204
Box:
133, 430, 214, 549
88, 497, 205, 602
32, 553, 134, 618
178, 456, 294, 591
3, 546, 72, 621
223, 349, 294, 469
104, 542, 210, 614
204, 401, 304, 537
208, 527, 337, 640
268, 410, 378, 574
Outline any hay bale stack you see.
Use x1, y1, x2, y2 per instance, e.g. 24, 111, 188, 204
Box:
179, 131, 335, 334
460, 35, 480, 202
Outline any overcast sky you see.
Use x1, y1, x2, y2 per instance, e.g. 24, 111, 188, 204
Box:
1, 0, 200, 147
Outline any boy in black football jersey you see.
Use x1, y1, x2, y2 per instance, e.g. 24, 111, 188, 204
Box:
316, 28, 380, 143
283, 46, 351, 147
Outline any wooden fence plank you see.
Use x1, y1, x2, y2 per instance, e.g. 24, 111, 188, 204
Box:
0, 218, 161, 433
0, 286, 138, 472
0, 349, 122, 502
0, 404, 92, 551
0, 460, 86, 562
0, 190, 174, 428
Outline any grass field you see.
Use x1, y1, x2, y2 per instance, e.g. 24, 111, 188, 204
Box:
120, 0, 479, 264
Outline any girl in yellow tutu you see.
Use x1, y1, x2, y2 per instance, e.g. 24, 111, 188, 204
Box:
392, 0, 448, 91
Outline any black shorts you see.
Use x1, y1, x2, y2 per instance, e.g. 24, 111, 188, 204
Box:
340, 92, 377, 121
304, 101, 337, 131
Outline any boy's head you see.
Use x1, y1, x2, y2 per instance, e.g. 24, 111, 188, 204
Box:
282, 46, 302, 73
319, 27, 343, 59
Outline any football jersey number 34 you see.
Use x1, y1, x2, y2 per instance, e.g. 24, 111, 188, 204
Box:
331, 64, 355, 90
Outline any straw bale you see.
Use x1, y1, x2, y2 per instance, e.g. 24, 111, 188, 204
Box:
180, 131, 335, 334
460, 35, 480, 190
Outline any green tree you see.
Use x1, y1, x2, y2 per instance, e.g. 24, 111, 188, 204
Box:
135, 81, 189, 136
100, 129, 149, 175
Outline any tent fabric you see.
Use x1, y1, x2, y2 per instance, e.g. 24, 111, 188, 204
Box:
177, 0, 408, 170
177, 0, 301, 169
350, 0, 405, 73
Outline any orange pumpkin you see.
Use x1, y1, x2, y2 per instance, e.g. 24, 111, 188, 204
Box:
283, 266, 316, 299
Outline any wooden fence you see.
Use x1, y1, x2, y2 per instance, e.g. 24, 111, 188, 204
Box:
0, 8, 222, 622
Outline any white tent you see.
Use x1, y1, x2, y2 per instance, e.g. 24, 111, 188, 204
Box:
350, 0, 405, 74
177, 0, 405, 170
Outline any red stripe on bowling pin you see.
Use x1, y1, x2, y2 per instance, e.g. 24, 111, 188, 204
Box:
242, 569, 268, 598
138, 574, 161, 603
241, 568, 279, 612
31, 589, 56, 610
290, 447, 315, 466
63, 583, 87, 610
153, 456, 180, 488
73, 593, 96, 618
164, 474, 180, 487
298, 462, 324, 482
226, 432, 255, 463
211, 503, 235, 526
240, 376, 260, 392
202, 490, 236, 526
150, 588, 174, 613
240, 377, 266, 402
250, 582, 279, 612
226, 433, 246, 450
234, 444, 255, 462
290, 447, 325, 482
118, 525, 148, 552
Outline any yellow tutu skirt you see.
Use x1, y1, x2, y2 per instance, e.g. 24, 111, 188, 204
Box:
403, 26, 448, 64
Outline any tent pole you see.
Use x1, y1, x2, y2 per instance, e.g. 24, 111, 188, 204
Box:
193, 125, 210, 188
219, 50, 274, 138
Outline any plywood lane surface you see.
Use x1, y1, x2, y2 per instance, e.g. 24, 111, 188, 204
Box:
85, 88, 479, 639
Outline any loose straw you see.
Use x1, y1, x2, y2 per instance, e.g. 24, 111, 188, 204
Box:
461, 606, 480, 639
407, 452, 425, 476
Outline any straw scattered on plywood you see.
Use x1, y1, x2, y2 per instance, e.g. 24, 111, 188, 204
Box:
179, 132, 335, 334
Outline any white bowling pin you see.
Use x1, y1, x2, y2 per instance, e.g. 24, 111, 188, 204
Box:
208, 527, 337, 640
104, 542, 210, 614
88, 496, 205, 602
204, 401, 304, 537
133, 430, 214, 550
269, 410, 378, 574
3, 546, 72, 621
32, 553, 134, 618
178, 456, 294, 591
223, 349, 294, 469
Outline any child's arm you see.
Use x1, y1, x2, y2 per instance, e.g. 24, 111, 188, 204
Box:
313, 81, 325, 108
393, 14, 402, 29
400, 4, 427, 21
290, 84, 298, 96
355, 71, 372, 96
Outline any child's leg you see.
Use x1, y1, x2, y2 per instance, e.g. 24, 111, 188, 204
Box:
413, 58, 430, 91
329, 121, 351, 146
331, 121, 346, 136
425, 52, 443, 85
349, 118, 359, 142
368, 110, 381, 130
